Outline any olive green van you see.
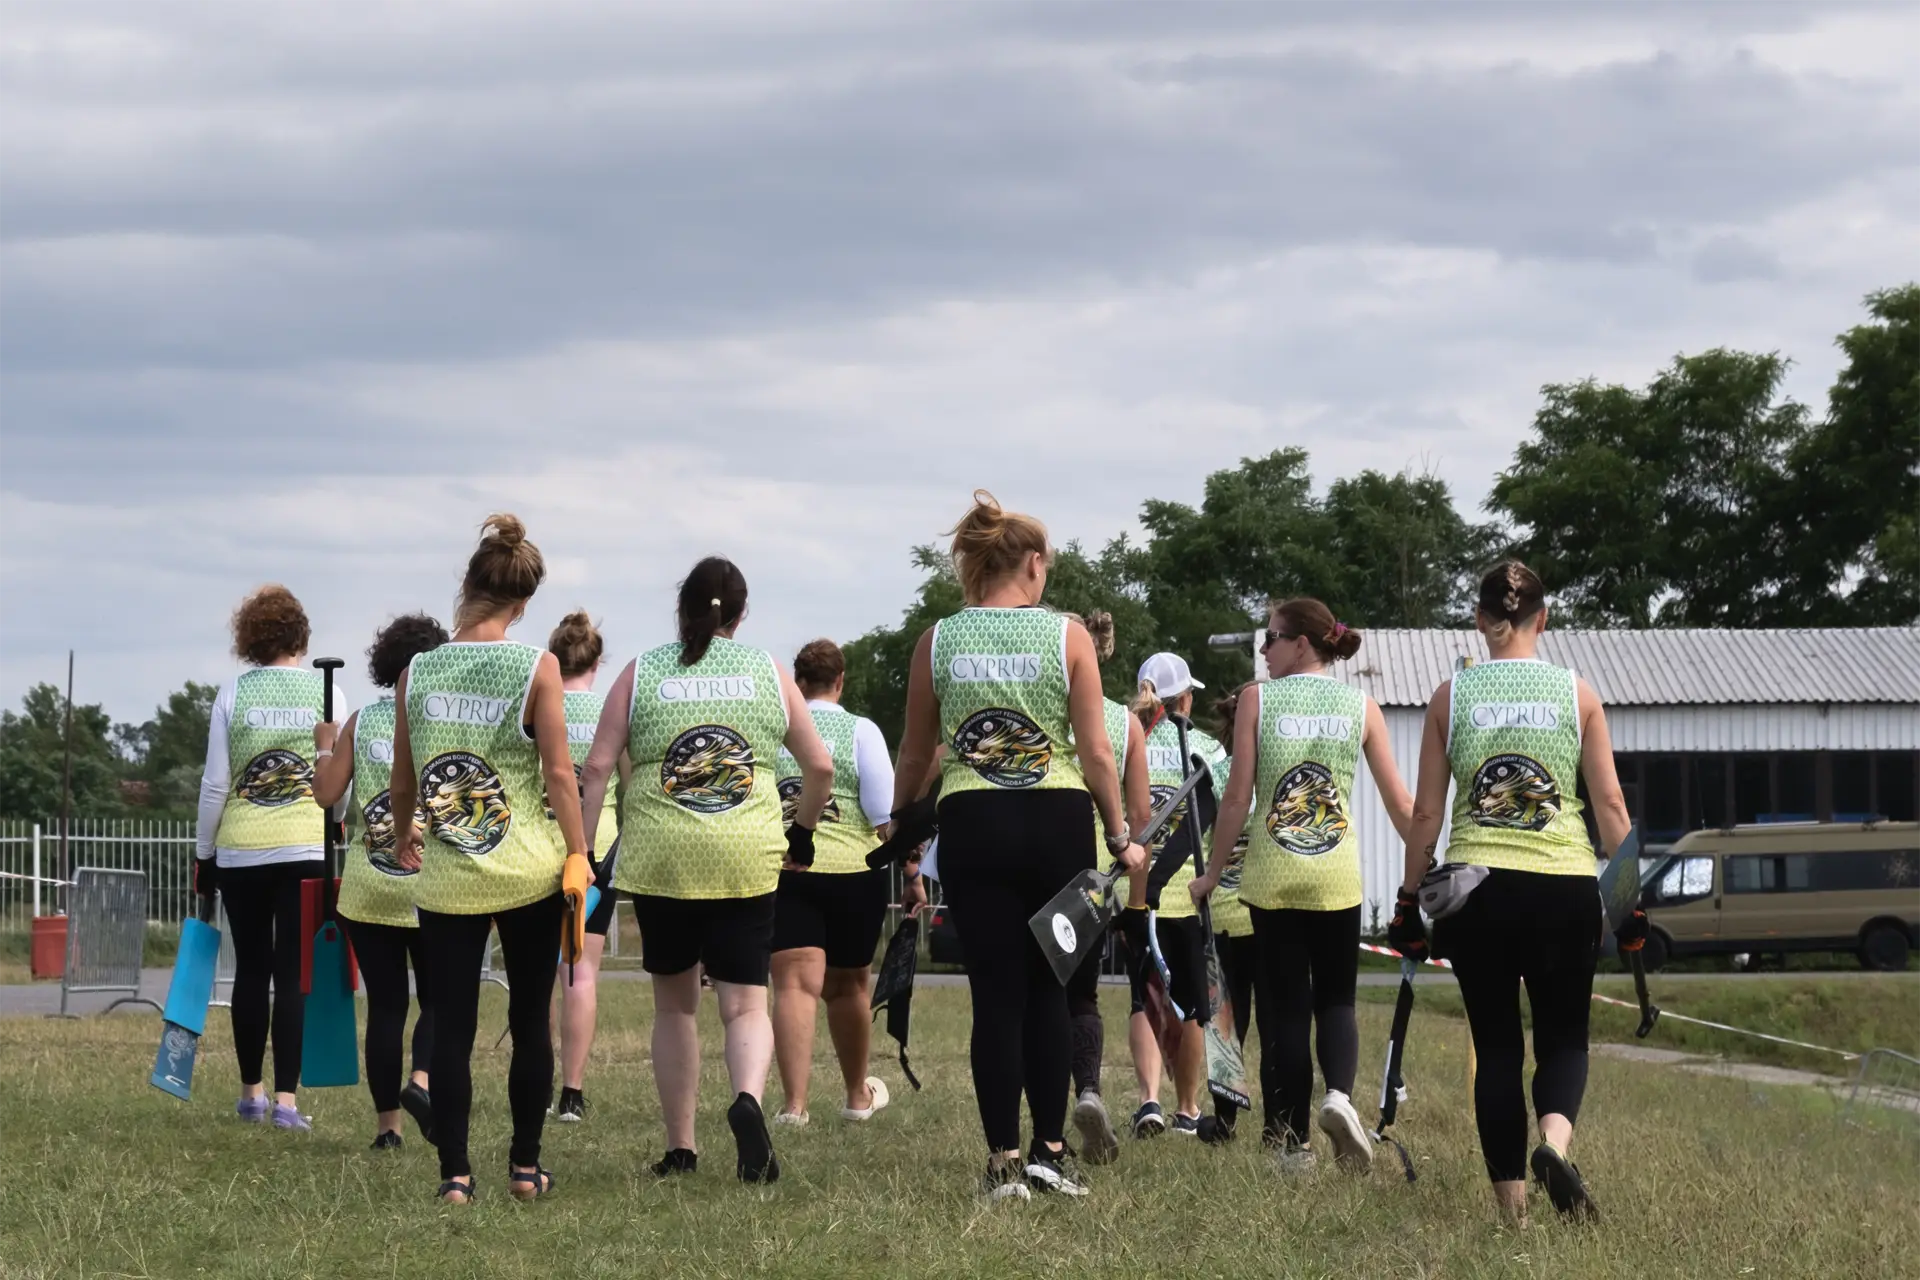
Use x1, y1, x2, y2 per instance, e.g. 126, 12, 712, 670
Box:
1640, 821, 1919, 971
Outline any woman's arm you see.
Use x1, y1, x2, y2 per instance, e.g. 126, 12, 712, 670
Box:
1064, 621, 1124, 839
1577, 678, 1632, 858
1399, 684, 1453, 895
780, 664, 833, 831
528, 652, 587, 859
852, 715, 897, 837
195, 681, 234, 863
1361, 695, 1414, 841
1191, 684, 1258, 900
1123, 718, 1151, 834
389, 671, 421, 872
579, 659, 636, 853
889, 629, 941, 816
311, 710, 358, 809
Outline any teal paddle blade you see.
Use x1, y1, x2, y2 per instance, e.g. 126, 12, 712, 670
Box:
299, 922, 360, 1087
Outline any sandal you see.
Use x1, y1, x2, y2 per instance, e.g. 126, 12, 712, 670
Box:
508, 1165, 555, 1201
436, 1178, 475, 1205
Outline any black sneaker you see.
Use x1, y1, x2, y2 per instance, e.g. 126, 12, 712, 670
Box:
1131, 1101, 1167, 1139
1170, 1112, 1201, 1137
1024, 1144, 1091, 1197
981, 1156, 1032, 1202
400, 1081, 435, 1148
1530, 1143, 1598, 1220
652, 1148, 698, 1178
554, 1087, 586, 1123
1196, 1115, 1234, 1146
728, 1092, 780, 1184
370, 1130, 403, 1151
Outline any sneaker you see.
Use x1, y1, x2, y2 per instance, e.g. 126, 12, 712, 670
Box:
1072, 1090, 1120, 1166
271, 1103, 311, 1132
1024, 1145, 1091, 1197
370, 1130, 403, 1151
981, 1157, 1032, 1202
400, 1081, 435, 1147
652, 1148, 698, 1178
235, 1096, 269, 1124
1316, 1091, 1372, 1173
771, 1110, 810, 1128
1196, 1115, 1234, 1146
1170, 1112, 1202, 1137
1131, 1101, 1167, 1139
727, 1092, 779, 1184
554, 1087, 586, 1123
1276, 1142, 1318, 1176
842, 1076, 890, 1121
1530, 1142, 1599, 1220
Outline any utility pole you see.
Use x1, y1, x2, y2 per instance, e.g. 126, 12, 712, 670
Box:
58, 650, 74, 901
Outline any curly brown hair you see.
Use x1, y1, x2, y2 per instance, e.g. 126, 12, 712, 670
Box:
367, 613, 449, 688
231, 585, 311, 666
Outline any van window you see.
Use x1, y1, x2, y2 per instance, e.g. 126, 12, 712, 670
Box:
1726, 854, 1773, 894
1809, 849, 1920, 893
1652, 855, 1714, 906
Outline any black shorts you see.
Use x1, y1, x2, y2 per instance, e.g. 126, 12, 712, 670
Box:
772, 867, 889, 969
1128, 914, 1207, 1021
585, 839, 619, 937
630, 891, 776, 986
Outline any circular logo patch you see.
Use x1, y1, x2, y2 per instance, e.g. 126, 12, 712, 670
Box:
1051, 912, 1078, 954
777, 776, 840, 827
420, 751, 512, 855
661, 726, 756, 814
953, 708, 1052, 789
237, 749, 313, 808
1469, 753, 1561, 831
360, 790, 417, 878
1264, 761, 1349, 857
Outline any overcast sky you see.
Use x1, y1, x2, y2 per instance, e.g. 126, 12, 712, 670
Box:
3, 1, 1916, 723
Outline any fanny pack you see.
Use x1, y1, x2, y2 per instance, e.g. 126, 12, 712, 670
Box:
1416, 862, 1488, 921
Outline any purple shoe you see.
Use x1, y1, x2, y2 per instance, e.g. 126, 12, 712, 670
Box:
272, 1104, 312, 1131
236, 1096, 269, 1123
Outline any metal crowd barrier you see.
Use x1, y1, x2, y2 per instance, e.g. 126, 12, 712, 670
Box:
60, 868, 162, 1017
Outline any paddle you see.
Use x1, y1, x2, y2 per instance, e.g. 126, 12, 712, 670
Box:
1371, 958, 1419, 1181
869, 914, 922, 1090
299, 657, 359, 1088
149, 890, 222, 1100
1602, 825, 1659, 1038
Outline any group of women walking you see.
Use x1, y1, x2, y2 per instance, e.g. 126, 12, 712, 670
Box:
192, 492, 1638, 1224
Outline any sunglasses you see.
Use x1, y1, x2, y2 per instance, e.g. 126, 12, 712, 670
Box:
1260, 631, 1298, 651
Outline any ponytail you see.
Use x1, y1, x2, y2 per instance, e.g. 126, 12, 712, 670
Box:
1475, 560, 1545, 645
677, 556, 748, 667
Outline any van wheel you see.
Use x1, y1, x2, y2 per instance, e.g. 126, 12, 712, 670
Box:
1641, 930, 1670, 973
1859, 924, 1910, 972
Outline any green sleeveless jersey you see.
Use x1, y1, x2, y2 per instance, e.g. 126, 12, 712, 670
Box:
563, 690, 619, 851
1100, 698, 1132, 775
405, 642, 565, 915
932, 609, 1084, 797
776, 705, 881, 876
1208, 750, 1254, 937
337, 699, 420, 929
1244, 675, 1366, 912
615, 638, 788, 900
1446, 660, 1592, 877
1143, 717, 1227, 920
215, 667, 325, 851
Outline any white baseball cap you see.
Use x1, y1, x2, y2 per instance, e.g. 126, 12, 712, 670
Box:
1136, 652, 1204, 700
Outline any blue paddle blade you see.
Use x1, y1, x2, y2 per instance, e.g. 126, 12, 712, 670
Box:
163, 917, 222, 1035
299, 924, 360, 1087
150, 1022, 201, 1100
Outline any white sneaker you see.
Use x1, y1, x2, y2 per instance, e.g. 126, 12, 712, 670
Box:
841, 1077, 890, 1121
771, 1109, 810, 1128
1317, 1091, 1373, 1173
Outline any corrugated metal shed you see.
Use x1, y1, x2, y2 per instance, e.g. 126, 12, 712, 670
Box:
1326, 628, 1920, 708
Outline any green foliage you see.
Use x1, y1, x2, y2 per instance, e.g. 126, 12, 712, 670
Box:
0, 684, 126, 820
117, 680, 219, 815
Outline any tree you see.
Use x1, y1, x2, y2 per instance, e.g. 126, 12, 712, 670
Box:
1322, 468, 1503, 627
1488, 349, 1808, 626
116, 681, 219, 816
0, 685, 127, 820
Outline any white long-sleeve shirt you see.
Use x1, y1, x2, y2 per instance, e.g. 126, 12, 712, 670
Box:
808, 698, 896, 829
195, 675, 328, 868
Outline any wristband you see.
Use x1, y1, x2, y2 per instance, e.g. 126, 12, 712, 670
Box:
1103, 822, 1131, 855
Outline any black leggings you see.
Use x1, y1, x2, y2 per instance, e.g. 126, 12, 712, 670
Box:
1249, 903, 1361, 1145
1214, 932, 1275, 1123
1066, 925, 1106, 1097
938, 788, 1096, 1154
417, 894, 563, 1180
1433, 868, 1600, 1183
343, 918, 434, 1114
219, 859, 323, 1094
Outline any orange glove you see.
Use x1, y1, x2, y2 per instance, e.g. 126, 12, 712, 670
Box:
561, 852, 593, 966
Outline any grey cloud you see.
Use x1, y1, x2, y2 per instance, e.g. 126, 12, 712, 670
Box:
1692, 233, 1784, 283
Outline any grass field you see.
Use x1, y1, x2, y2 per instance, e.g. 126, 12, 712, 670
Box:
3, 983, 1917, 1280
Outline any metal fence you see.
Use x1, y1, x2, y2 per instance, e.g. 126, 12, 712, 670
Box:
61, 868, 161, 1015
0, 819, 196, 935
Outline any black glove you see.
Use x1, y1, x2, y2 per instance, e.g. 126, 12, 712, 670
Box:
1386, 888, 1428, 961
785, 823, 816, 869
1116, 906, 1150, 961
194, 857, 219, 899
1615, 908, 1650, 953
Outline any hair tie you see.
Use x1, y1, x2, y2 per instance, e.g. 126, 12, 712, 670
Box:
1333, 622, 1348, 638
710, 597, 722, 608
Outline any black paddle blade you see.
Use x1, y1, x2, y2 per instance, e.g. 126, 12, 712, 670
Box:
867, 793, 939, 869
1029, 867, 1120, 985
871, 918, 922, 1090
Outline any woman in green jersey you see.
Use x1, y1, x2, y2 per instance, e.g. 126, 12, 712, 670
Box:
891, 492, 1146, 1201
389, 514, 590, 1205
1192, 599, 1412, 1171
769, 638, 898, 1126
1119, 652, 1226, 1140
1387, 563, 1633, 1223
579, 556, 833, 1184
549, 611, 618, 1125
312, 613, 448, 1150
192, 585, 327, 1130
1198, 682, 1264, 1144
